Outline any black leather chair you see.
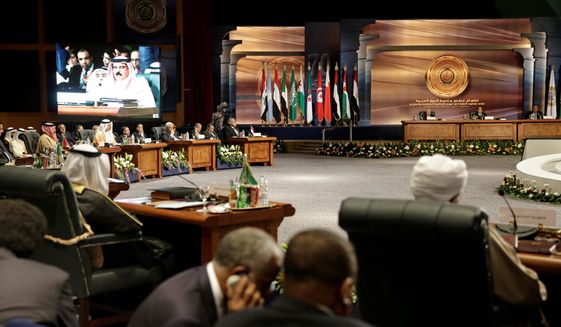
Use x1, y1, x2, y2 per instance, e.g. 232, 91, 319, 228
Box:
0, 166, 163, 327
19, 131, 40, 153
76, 129, 95, 143
339, 198, 496, 327
151, 126, 165, 141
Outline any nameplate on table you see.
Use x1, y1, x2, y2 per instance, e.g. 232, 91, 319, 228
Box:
498, 207, 556, 227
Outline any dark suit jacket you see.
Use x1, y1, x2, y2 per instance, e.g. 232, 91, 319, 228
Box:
130, 265, 218, 327
56, 132, 75, 146
133, 131, 148, 142
214, 296, 374, 327
222, 125, 240, 140
0, 248, 78, 327
204, 130, 219, 140
160, 131, 180, 142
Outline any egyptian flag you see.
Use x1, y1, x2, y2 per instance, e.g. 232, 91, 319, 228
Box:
272, 65, 282, 123
324, 62, 332, 124
342, 64, 350, 120
351, 63, 360, 124
316, 63, 324, 124
306, 63, 313, 124
260, 62, 268, 122
333, 62, 341, 120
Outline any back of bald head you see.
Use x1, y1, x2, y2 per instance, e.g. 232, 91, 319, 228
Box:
284, 229, 357, 288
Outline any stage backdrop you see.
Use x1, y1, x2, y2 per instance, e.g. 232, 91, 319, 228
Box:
363, 19, 532, 125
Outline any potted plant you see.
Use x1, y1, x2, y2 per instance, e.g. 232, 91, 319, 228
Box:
113, 153, 143, 183
217, 144, 244, 169
161, 149, 191, 176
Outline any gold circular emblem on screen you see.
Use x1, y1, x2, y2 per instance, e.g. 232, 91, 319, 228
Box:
125, 0, 167, 34
425, 55, 469, 98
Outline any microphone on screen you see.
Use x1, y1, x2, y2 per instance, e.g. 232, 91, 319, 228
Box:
498, 189, 517, 234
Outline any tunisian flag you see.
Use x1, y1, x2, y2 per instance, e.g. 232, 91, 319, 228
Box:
316, 63, 324, 123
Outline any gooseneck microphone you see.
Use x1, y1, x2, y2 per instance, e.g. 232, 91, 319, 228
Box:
498, 189, 517, 234
496, 190, 538, 237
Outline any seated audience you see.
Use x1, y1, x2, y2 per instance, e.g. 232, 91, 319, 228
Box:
160, 122, 180, 141
410, 154, 548, 325
36, 122, 58, 155
130, 227, 282, 327
204, 123, 219, 140
215, 229, 373, 327
0, 199, 78, 327
526, 105, 544, 120
56, 123, 75, 148
471, 106, 486, 120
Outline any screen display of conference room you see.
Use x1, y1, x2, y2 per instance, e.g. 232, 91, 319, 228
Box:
55, 43, 161, 122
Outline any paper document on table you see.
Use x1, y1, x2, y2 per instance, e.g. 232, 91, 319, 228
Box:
155, 201, 205, 209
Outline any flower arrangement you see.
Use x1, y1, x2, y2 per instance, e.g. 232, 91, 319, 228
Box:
217, 144, 244, 165
498, 171, 561, 204
161, 149, 190, 171
113, 153, 143, 183
316, 140, 525, 158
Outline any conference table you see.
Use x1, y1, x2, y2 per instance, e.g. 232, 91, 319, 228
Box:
167, 139, 221, 172
402, 119, 561, 143
119, 143, 167, 178
116, 197, 295, 268
228, 136, 277, 166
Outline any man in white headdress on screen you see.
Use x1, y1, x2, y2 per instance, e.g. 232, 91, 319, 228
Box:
95, 56, 156, 108
93, 119, 116, 146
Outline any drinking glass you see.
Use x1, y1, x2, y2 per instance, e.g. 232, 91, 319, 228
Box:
198, 186, 211, 212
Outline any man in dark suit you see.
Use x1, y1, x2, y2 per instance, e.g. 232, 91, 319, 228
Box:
0, 199, 78, 327
160, 122, 180, 141
129, 227, 282, 327
133, 123, 148, 143
56, 123, 75, 148
0, 131, 14, 165
215, 229, 374, 327
526, 105, 544, 120
204, 123, 219, 140
222, 117, 241, 140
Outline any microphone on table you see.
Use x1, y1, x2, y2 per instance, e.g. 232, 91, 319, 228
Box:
177, 175, 203, 201
496, 190, 538, 237
498, 189, 517, 234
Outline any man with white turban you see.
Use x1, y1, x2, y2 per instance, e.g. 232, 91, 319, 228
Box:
410, 154, 548, 324
93, 119, 116, 146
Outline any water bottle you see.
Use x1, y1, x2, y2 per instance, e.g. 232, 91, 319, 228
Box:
259, 175, 269, 207
48, 149, 57, 168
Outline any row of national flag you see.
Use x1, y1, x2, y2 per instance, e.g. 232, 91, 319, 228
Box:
259, 61, 360, 125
